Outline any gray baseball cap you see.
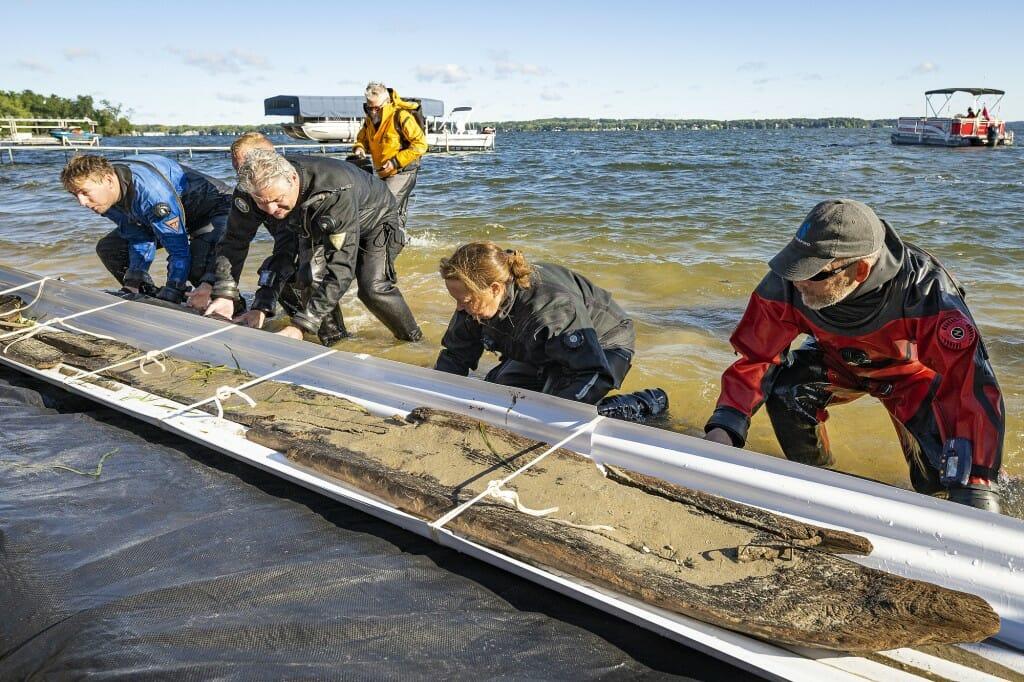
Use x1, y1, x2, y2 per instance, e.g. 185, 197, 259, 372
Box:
768, 199, 885, 281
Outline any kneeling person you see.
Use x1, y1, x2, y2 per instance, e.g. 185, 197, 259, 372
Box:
232, 150, 422, 342
435, 242, 667, 421
61, 154, 231, 302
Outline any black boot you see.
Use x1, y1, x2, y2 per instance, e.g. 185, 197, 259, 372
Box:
948, 486, 1002, 514
317, 311, 350, 346
597, 388, 669, 423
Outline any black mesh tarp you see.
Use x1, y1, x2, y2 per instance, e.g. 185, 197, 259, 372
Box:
0, 368, 750, 680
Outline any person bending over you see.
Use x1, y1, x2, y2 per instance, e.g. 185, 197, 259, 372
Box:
704, 199, 1004, 513
62, 153, 231, 302
227, 150, 422, 343
435, 241, 667, 422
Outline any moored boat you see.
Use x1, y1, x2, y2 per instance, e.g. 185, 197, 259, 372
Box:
892, 88, 1014, 147
49, 125, 101, 146
265, 95, 494, 151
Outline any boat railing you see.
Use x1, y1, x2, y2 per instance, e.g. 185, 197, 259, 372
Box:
2, 117, 99, 137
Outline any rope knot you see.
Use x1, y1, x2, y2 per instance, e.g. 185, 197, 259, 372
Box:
211, 385, 257, 418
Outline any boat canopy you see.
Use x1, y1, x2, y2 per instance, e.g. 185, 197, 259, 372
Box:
265, 95, 445, 118
925, 88, 1005, 96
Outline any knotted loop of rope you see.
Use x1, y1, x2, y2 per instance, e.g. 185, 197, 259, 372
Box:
211, 385, 257, 418
139, 350, 167, 374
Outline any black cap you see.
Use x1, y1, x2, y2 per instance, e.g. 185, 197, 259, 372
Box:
769, 199, 885, 281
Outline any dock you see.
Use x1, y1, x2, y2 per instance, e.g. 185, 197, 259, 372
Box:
0, 142, 354, 164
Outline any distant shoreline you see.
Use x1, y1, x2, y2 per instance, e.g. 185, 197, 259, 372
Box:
119, 118, 897, 136
42, 117, 1019, 138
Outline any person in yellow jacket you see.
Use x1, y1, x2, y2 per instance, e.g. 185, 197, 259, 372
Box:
351, 82, 428, 233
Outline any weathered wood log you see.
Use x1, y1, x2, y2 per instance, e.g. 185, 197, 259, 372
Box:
0, 336, 64, 369
604, 465, 873, 555
24, 331, 1002, 652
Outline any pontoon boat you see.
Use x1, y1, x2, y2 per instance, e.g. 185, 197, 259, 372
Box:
892, 88, 1013, 147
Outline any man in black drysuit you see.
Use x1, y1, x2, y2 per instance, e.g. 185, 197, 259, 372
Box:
221, 150, 422, 343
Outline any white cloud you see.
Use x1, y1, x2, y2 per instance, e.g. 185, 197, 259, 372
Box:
540, 89, 562, 101
495, 60, 546, 78
170, 48, 272, 75
800, 72, 823, 81
415, 64, 471, 83
753, 77, 779, 86
913, 61, 938, 74
15, 59, 51, 73
737, 61, 766, 72
216, 93, 250, 104
63, 47, 99, 61
233, 50, 268, 68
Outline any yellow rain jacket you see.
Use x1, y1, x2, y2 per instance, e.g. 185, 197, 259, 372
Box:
352, 88, 428, 175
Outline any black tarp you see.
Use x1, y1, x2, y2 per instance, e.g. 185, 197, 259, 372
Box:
0, 368, 751, 680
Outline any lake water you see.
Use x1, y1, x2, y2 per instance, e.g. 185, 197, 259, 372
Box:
1, 128, 1021, 503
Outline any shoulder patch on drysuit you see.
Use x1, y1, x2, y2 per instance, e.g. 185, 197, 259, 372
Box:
151, 203, 171, 219
164, 216, 182, 232
234, 196, 250, 214
562, 331, 585, 350
328, 231, 346, 251
938, 315, 977, 351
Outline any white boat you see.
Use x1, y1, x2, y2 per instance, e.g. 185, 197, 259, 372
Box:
426, 106, 495, 151
1, 266, 1023, 680
892, 88, 1014, 147
266, 95, 493, 151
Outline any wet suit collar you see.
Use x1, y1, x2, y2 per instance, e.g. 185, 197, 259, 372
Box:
812, 220, 905, 327
495, 280, 518, 320
112, 164, 134, 213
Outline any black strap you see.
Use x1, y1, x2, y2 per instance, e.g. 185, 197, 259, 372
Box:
393, 110, 409, 150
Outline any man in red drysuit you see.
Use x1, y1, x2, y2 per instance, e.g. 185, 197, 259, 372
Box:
704, 199, 1004, 513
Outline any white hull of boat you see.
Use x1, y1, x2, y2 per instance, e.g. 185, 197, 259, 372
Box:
1, 265, 1022, 680
280, 121, 495, 151
426, 131, 495, 151
281, 121, 360, 143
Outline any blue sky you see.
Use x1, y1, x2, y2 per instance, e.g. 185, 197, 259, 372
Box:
4, 0, 1021, 124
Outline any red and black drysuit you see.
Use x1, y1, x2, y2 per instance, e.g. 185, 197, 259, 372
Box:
705, 223, 1003, 508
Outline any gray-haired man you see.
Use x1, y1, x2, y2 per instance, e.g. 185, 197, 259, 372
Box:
222, 150, 422, 342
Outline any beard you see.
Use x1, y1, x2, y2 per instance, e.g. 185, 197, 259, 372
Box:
798, 278, 858, 310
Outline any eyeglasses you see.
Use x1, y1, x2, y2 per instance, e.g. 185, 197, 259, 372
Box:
804, 261, 856, 282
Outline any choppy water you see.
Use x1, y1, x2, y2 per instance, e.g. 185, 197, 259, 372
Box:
1, 128, 1021, 500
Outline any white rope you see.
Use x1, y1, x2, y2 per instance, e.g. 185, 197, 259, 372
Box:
211, 385, 257, 418
56, 321, 116, 341
69, 324, 234, 383
430, 416, 604, 532
484, 481, 560, 517
1, 300, 129, 352
162, 348, 337, 420
0, 277, 50, 318
139, 350, 167, 374
0, 277, 51, 298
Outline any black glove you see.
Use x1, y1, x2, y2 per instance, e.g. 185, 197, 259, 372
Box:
154, 281, 186, 304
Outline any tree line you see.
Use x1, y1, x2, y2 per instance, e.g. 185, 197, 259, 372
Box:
1, 90, 901, 137
0, 89, 133, 135
478, 117, 897, 132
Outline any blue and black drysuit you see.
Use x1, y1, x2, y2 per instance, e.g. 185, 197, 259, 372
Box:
95, 154, 232, 302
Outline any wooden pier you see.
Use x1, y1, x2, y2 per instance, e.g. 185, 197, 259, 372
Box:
0, 142, 354, 164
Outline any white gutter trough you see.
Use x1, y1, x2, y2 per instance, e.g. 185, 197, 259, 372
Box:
1, 265, 1022, 680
